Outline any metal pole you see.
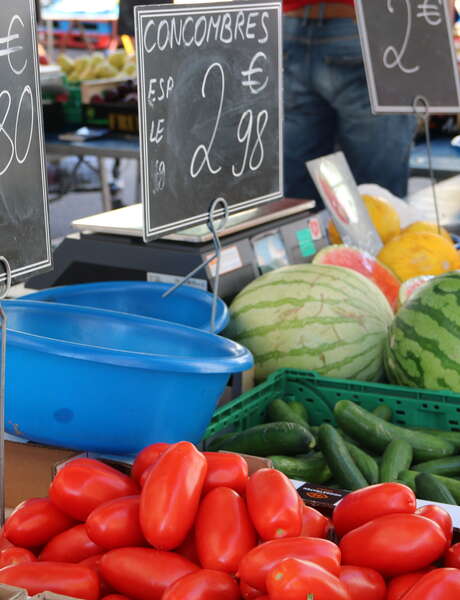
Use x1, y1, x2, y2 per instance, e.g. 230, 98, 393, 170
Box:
0, 257, 12, 526
162, 197, 229, 333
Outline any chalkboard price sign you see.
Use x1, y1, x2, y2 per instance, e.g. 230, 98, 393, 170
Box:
356, 0, 460, 113
0, 0, 51, 283
135, 1, 283, 241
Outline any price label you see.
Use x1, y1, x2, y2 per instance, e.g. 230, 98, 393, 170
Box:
0, 0, 51, 283
307, 152, 382, 255
135, 1, 283, 241
356, 0, 460, 113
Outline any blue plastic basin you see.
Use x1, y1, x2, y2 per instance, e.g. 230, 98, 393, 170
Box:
2, 300, 252, 454
23, 281, 229, 333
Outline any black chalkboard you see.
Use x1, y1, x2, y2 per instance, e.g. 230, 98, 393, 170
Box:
356, 0, 460, 113
135, 0, 283, 241
119, 0, 171, 37
0, 0, 51, 283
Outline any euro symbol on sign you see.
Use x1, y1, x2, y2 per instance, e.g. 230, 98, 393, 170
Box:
241, 52, 269, 95
416, 0, 443, 26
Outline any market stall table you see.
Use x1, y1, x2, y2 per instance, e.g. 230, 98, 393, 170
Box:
410, 137, 460, 181
45, 132, 140, 212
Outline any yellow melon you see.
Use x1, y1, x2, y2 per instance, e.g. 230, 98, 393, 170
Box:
327, 195, 401, 245
401, 221, 453, 244
377, 231, 460, 282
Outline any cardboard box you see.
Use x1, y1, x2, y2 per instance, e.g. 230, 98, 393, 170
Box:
5, 441, 80, 509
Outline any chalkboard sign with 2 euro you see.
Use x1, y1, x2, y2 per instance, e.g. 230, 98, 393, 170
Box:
355, 0, 460, 113
0, 0, 51, 283
135, 1, 283, 241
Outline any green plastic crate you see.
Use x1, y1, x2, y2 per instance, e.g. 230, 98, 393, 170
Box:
203, 369, 460, 440
62, 82, 83, 126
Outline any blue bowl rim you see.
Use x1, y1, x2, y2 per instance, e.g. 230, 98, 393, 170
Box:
2, 300, 252, 375
22, 281, 230, 333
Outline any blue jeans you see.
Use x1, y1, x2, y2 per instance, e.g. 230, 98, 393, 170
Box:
283, 16, 417, 203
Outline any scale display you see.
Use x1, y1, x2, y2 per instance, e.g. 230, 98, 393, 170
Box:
0, 0, 51, 283
252, 230, 289, 274
135, 0, 283, 241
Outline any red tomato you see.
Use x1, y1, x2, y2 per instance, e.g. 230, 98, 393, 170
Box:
339, 513, 446, 577
333, 483, 416, 538
195, 487, 256, 574
246, 469, 302, 541
140, 442, 207, 550
162, 569, 240, 600
131, 443, 170, 483
102, 596, 131, 600
140, 464, 155, 487
445, 542, 460, 568
176, 529, 200, 565
416, 504, 453, 548
50, 458, 139, 521
301, 505, 330, 538
0, 547, 36, 569
0, 562, 99, 600
86, 495, 146, 549
5, 498, 76, 548
338, 566, 386, 600
240, 580, 264, 599
39, 524, 104, 563
386, 570, 431, 600
238, 537, 341, 593
202, 452, 248, 496
100, 547, 199, 600
402, 568, 460, 599
0, 528, 14, 551
266, 558, 350, 600
80, 554, 113, 596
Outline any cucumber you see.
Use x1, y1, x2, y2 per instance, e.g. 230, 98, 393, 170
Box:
269, 453, 331, 484
334, 400, 455, 462
372, 404, 392, 422
412, 429, 460, 450
415, 472, 457, 505
289, 400, 309, 425
413, 455, 460, 477
205, 431, 234, 451
215, 421, 316, 456
398, 470, 417, 492
400, 470, 460, 503
379, 439, 413, 483
345, 442, 379, 485
318, 424, 368, 490
267, 398, 311, 429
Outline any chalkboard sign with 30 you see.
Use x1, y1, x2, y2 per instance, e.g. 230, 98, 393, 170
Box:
0, 0, 51, 283
135, 1, 283, 241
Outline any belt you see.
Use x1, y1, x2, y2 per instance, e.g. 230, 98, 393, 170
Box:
285, 3, 356, 19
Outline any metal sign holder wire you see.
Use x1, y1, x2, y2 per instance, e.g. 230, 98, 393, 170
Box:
162, 197, 229, 333
412, 95, 442, 234
0, 257, 11, 526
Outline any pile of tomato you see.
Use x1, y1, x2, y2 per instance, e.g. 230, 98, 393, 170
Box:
0, 440, 459, 599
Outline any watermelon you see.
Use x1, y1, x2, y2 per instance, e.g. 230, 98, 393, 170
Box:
398, 276, 434, 308
313, 245, 400, 312
226, 263, 394, 382
385, 272, 460, 392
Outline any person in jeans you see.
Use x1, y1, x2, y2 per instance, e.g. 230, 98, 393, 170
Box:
283, 1, 418, 204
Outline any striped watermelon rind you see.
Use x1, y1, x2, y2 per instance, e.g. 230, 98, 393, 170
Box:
385, 272, 460, 392
227, 263, 394, 382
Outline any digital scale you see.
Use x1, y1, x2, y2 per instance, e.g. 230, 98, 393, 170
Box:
27, 198, 330, 303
